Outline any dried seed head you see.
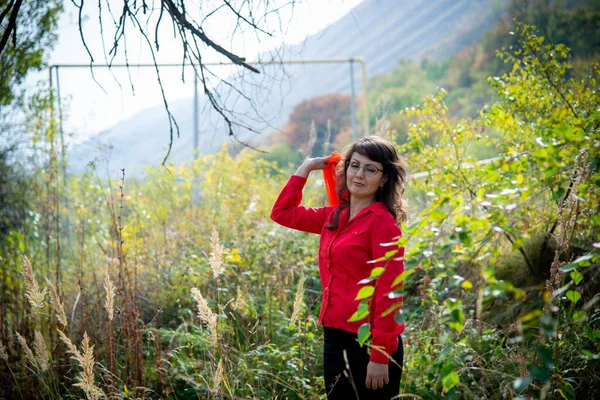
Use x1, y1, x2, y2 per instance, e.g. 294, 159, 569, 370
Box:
22, 255, 47, 309
234, 287, 249, 316
210, 227, 225, 279
0, 341, 8, 361
33, 331, 50, 372
104, 272, 115, 321
58, 329, 81, 363
191, 288, 218, 347
70, 332, 105, 400
46, 278, 67, 327
15, 332, 36, 370
304, 119, 317, 157
290, 275, 305, 325
213, 358, 224, 393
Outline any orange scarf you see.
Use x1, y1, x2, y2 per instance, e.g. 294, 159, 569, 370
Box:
323, 151, 342, 206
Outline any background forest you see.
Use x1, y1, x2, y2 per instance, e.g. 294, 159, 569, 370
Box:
0, 0, 599, 399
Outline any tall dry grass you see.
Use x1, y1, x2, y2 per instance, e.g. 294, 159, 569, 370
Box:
1, 148, 326, 399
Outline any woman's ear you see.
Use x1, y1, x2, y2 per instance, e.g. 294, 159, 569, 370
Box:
381, 175, 388, 188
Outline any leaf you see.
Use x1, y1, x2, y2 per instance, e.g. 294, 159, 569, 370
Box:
348, 301, 369, 322
388, 290, 405, 299
461, 280, 473, 289
532, 148, 548, 159
355, 286, 374, 300
584, 325, 595, 341
544, 166, 558, 179
551, 187, 566, 202
370, 267, 385, 278
520, 310, 542, 323
391, 269, 415, 288
566, 290, 581, 305
429, 209, 447, 222
458, 231, 472, 247
572, 311, 586, 322
358, 276, 377, 285
347, 309, 369, 322
358, 267, 383, 284
357, 323, 371, 346
537, 346, 554, 369
516, 174, 524, 184
528, 366, 550, 384
442, 370, 460, 392
570, 270, 583, 285
560, 263, 578, 272
382, 302, 403, 317
394, 310, 407, 325
513, 376, 532, 392
451, 309, 465, 325
385, 249, 398, 259
559, 253, 595, 273
571, 254, 593, 264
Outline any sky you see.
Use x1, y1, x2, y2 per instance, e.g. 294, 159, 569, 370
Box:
38, 0, 364, 144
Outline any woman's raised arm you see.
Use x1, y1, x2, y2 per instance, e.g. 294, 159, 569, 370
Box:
270, 157, 333, 235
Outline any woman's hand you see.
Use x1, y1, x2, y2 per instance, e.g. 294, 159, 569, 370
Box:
294, 157, 329, 178
365, 361, 389, 390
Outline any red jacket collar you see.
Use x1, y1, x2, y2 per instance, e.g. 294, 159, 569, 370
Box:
340, 201, 387, 223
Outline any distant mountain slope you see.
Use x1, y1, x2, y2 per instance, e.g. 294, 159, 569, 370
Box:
68, 0, 508, 176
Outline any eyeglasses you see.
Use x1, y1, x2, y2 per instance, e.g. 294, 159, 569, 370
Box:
347, 161, 383, 177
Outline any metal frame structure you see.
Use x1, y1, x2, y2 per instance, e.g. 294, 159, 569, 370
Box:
48, 58, 370, 160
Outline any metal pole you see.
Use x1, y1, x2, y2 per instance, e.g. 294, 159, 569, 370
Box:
357, 59, 369, 136
55, 67, 71, 239
349, 59, 357, 142
193, 73, 199, 205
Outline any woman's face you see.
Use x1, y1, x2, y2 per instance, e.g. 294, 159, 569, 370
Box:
346, 152, 387, 200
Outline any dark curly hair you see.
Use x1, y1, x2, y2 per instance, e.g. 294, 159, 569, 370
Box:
326, 136, 408, 230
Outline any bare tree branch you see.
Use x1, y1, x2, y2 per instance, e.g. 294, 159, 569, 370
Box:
2, 0, 294, 162
0, 0, 24, 55
0, 0, 16, 27
161, 0, 260, 73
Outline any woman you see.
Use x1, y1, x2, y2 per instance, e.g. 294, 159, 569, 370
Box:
271, 136, 408, 399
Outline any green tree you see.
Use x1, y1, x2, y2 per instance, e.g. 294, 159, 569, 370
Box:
482, 0, 600, 76
0, 0, 62, 106
279, 93, 353, 157
384, 24, 599, 398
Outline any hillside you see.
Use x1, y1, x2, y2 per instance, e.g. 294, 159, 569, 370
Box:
68, 0, 508, 176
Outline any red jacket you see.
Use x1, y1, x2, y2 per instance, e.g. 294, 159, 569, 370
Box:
271, 175, 405, 364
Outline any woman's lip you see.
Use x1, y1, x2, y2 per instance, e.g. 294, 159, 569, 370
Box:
353, 181, 365, 187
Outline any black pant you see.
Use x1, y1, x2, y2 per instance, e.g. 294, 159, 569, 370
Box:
323, 327, 403, 400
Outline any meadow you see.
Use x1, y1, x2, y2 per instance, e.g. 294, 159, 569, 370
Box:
0, 25, 599, 399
